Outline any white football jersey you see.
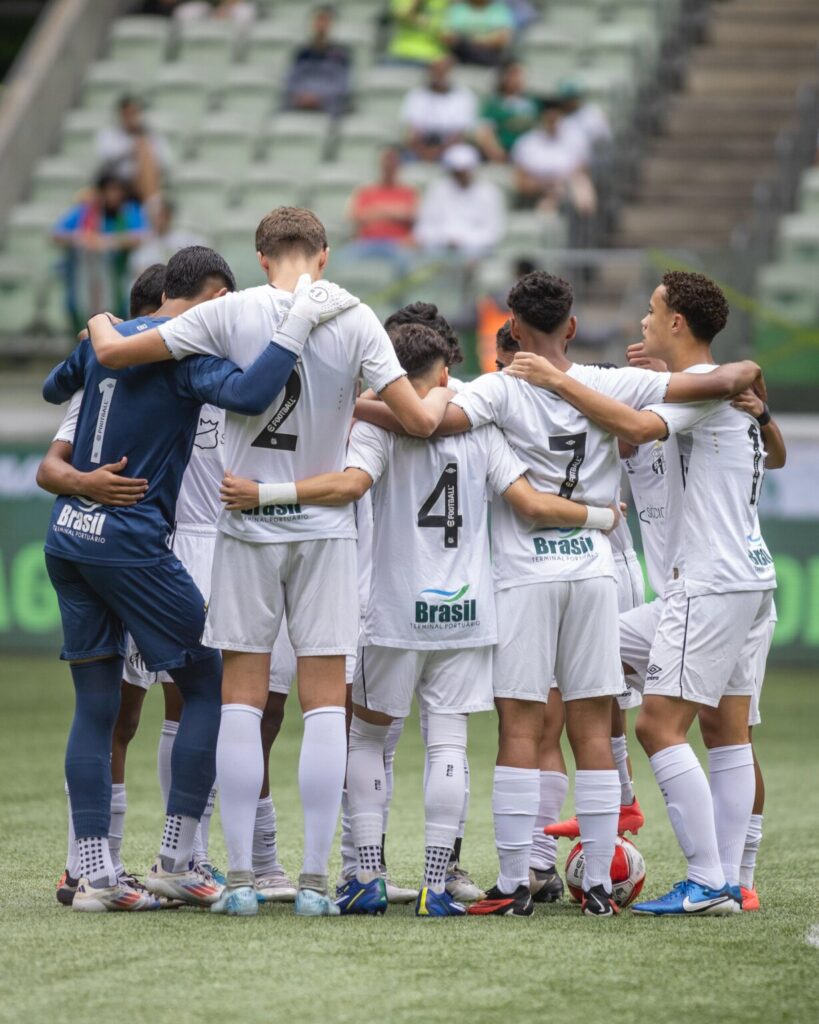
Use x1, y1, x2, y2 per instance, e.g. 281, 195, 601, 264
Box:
623, 440, 668, 598
451, 363, 670, 589
158, 284, 404, 543
354, 490, 373, 620
646, 365, 776, 597
608, 485, 634, 556
346, 420, 526, 649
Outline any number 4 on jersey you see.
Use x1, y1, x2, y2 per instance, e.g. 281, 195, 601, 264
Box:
418, 462, 462, 548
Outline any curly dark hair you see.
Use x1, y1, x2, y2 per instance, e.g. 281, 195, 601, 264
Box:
507, 271, 573, 334
390, 323, 453, 379
661, 271, 729, 342
384, 301, 464, 366
496, 319, 519, 353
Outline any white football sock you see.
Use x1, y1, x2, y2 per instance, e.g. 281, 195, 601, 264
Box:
108, 783, 127, 878
382, 717, 403, 839
299, 706, 346, 885
419, 708, 430, 794
530, 771, 569, 871
339, 790, 356, 881
611, 734, 634, 806
739, 813, 763, 890
157, 719, 178, 810
575, 770, 620, 893
347, 714, 389, 883
424, 713, 467, 891
708, 743, 755, 888
192, 786, 216, 865
65, 780, 81, 878
650, 743, 725, 890
159, 813, 199, 873
77, 835, 117, 888
216, 704, 263, 878
253, 796, 282, 877
457, 756, 471, 844
493, 765, 540, 893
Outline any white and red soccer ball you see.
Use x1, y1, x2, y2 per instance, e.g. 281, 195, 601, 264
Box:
565, 836, 646, 908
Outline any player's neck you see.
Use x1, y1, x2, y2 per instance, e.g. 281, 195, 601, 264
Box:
268, 258, 319, 293
666, 339, 715, 372
155, 298, 195, 317
522, 336, 572, 371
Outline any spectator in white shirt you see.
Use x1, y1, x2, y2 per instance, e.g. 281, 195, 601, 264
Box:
558, 81, 612, 154
415, 143, 506, 257
95, 95, 172, 201
511, 99, 596, 215
401, 57, 478, 161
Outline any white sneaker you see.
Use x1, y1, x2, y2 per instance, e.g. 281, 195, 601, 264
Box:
72, 876, 159, 912
295, 888, 341, 916
446, 863, 485, 903
382, 874, 419, 904
145, 861, 223, 907
256, 870, 298, 903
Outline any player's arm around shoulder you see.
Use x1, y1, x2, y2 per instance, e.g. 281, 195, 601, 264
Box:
665, 360, 765, 403
87, 313, 173, 369
502, 477, 618, 532
730, 390, 787, 469
220, 467, 373, 510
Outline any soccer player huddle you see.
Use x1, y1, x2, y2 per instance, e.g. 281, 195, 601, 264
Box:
40, 206, 783, 919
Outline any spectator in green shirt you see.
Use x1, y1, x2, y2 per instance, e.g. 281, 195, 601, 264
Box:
387, 0, 449, 65
443, 0, 514, 66
475, 61, 539, 161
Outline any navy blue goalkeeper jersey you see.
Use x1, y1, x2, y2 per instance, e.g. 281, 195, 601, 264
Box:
43, 315, 296, 566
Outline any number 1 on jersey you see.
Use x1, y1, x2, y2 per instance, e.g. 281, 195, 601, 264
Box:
418, 462, 462, 548
90, 378, 117, 464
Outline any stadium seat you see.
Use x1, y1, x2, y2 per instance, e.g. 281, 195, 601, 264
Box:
333, 115, 396, 173
355, 65, 424, 122
142, 109, 197, 165
586, 24, 653, 80
450, 65, 495, 97
778, 214, 819, 265
797, 167, 819, 215
244, 21, 304, 67
260, 113, 332, 171
211, 215, 266, 289
175, 19, 244, 74
232, 167, 304, 218
543, 0, 603, 34
148, 66, 216, 119
305, 166, 363, 239
193, 115, 263, 172
520, 27, 581, 77
329, 22, 378, 71
756, 262, 819, 324
330, 252, 401, 321
30, 157, 88, 208
108, 16, 169, 69
220, 67, 281, 120
168, 164, 232, 227
399, 162, 440, 192
59, 110, 110, 169
0, 261, 37, 333
80, 61, 143, 110
2, 203, 59, 268
610, 0, 665, 34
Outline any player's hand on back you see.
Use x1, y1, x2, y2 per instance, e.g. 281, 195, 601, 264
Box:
626, 342, 667, 373
503, 352, 562, 390
84, 456, 148, 506
220, 470, 260, 511
730, 388, 765, 417
288, 272, 360, 327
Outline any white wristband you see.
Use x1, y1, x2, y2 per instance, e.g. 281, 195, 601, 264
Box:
258, 481, 298, 506
583, 505, 615, 531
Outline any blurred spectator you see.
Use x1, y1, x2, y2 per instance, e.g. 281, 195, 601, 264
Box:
415, 143, 505, 257
129, 195, 208, 277
346, 147, 418, 262
475, 61, 539, 162
401, 57, 478, 161
52, 171, 148, 333
511, 99, 596, 214
558, 82, 612, 155
173, 0, 256, 22
387, 0, 449, 64
443, 0, 514, 67
283, 5, 351, 117
95, 95, 172, 201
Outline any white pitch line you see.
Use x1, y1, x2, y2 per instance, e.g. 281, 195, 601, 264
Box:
806, 925, 819, 949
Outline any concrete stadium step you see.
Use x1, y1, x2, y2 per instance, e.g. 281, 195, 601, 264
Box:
650, 137, 776, 161
640, 157, 772, 188
685, 65, 815, 96
637, 181, 757, 205
665, 99, 795, 137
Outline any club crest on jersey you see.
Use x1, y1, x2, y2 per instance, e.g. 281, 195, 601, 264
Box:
414, 584, 478, 628
195, 418, 221, 450
54, 498, 107, 542
651, 444, 667, 476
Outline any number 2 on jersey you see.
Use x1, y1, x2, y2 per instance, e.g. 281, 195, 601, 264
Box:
90, 378, 117, 464
250, 368, 301, 451
418, 462, 462, 548
549, 432, 587, 498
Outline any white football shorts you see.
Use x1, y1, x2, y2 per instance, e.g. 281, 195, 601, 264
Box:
268, 612, 296, 695
614, 549, 645, 615
644, 589, 774, 709
352, 644, 494, 718
205, 534, 359, 657
493, 577, 623, 703
748, 615, 776, 728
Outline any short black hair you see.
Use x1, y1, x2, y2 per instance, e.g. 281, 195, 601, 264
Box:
507, 271, 573, 334
95, 169, 129, 191
661, 270, 729, 342
163, 246, 236, 299
117, 93, 142, 110
130, 263, 166, 318
496, 319, 519, 353
391, 323, 452, 379
384, 301, 463, 367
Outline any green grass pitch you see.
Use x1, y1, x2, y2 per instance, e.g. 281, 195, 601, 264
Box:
1, 655, 818, 1024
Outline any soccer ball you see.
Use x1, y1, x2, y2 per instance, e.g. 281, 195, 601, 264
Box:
565, 836, 646, 908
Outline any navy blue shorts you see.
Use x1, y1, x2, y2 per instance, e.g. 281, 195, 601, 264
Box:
45, 553, 209, 671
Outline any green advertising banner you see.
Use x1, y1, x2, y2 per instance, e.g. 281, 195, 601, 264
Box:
0, 446, 817, 666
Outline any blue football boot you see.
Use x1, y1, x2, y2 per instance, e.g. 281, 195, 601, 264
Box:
415, 886, 467, 917
631, 879, 741, 916
334, 876, 388, 915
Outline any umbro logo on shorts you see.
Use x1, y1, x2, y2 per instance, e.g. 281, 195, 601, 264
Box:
647, 664, 662, 678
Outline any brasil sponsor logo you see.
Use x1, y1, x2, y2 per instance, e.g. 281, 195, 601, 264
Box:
532, 531, 595, 558
54, 499, 107, 543
241, 501, 307, 521
747, 532, 774, 571
414, 583, 478, 627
